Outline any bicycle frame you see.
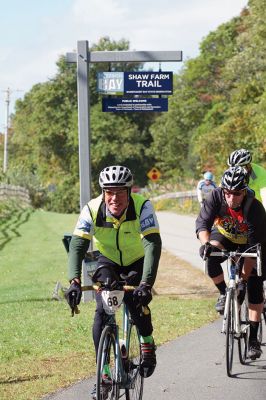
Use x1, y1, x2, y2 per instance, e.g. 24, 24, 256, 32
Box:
108, 304, 138, 390
209, 244, 262, 376
102, 307, 131, 388
221, 260, 248, 338
97, 286, 143, 399
211, 247, 262, 333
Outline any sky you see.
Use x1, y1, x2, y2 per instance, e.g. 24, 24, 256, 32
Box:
0, 0, 248, 131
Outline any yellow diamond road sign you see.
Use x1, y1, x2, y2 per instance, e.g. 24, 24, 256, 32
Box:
147, 167, 162, 181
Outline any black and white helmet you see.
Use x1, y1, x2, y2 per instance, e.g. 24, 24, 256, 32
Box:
227, 148, 252, 167
99, 165, 133, 188
221, 166, 248, 191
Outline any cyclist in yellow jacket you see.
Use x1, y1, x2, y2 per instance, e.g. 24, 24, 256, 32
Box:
65, 165, 161, 398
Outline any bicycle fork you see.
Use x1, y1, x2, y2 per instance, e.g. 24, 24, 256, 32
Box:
222, 288, 239, 336
222, 288, 249, 337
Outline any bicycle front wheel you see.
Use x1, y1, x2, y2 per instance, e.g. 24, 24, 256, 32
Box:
96, 325, 119, 400
225, 289, 235, 377
238, 299, 249, 365
125, 322, 143, 400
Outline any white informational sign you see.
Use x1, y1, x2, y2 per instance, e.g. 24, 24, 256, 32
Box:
82, 250, 100, 302
97, 72, 124, 94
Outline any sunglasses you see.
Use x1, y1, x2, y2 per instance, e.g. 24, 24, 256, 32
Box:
104, 189, 127, 197
223, 189, 244, 197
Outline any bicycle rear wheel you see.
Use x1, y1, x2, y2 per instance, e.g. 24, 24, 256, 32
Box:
238, 299, 249, 364
262, 309, 266, 326
257, 319, 263, 344
125, 322, 143, 400
96, 325, 119, 400
225, 289, 235, 377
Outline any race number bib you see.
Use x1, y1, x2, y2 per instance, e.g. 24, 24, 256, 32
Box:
101, 290, 124, 315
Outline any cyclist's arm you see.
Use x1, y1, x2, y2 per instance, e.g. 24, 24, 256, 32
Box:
139, 199, 161, 286
141, 233, 162, 286
246, 198, 266, 280
198, 230, 211, 245
68, 204, 94, 282
195, 187, 221, 238
247, 199, 266, 244
68, 235, 91, 282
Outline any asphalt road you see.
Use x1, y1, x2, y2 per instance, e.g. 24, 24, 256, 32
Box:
43, 212, 266, 399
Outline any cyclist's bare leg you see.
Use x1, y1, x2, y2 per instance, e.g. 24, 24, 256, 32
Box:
241, 258, 256, 281
249, 302, 264, 322
212, 273, 224, 285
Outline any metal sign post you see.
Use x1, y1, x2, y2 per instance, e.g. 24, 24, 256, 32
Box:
66, 41, 182, 209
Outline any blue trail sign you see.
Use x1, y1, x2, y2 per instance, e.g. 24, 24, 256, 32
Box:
102, 98, 168, 112
124, 72, 172, 95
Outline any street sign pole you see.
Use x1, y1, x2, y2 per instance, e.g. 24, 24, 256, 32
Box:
77, 41, 91, 210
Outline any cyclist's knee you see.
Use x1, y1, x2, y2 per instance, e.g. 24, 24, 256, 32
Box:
247, 276, 264, 304
206, 258, 223, 278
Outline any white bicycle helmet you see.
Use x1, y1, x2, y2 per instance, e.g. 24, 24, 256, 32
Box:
99, 165, 133, 188
221, 166, 248, 191
227, 149, 252, 167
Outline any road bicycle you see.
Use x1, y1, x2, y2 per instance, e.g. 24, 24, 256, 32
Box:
73, 274, 144, 400
208, 243, 262, 377
258, 280, 266, 342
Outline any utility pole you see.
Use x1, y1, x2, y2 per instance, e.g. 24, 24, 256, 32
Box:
3, 87, 10, 173
2, 88, 23, 173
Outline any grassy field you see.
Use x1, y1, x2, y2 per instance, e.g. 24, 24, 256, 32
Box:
0, 208, 217, 400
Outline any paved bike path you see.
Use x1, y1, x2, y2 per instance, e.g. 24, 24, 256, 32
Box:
44, 318, 266, 400
155, 211, 203, 272
43, 212, 265, 399
156, 211, 229, 280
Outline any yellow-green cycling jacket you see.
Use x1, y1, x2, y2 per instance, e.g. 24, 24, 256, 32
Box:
68, 194, 161, 285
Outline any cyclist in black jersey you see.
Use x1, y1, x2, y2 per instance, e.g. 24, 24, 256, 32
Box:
196, 166, 266, 359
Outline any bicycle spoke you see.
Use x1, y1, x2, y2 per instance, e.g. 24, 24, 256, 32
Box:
97, 326, 119, 400
226, 290, 235, 377
238, 299, 249, 364
125, 323, 143, 400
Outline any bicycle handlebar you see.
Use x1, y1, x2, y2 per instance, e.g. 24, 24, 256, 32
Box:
210, 251, 258, 257
81, 283, 136, 292
207, 243, 262, 277
71, 282, 149, 316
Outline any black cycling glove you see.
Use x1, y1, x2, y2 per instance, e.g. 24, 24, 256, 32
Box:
65, 282, 82, 309
133, 283, 152, 306
199, 242, 218, 260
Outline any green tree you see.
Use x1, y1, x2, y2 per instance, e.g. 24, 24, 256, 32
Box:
9, 37, 156, 212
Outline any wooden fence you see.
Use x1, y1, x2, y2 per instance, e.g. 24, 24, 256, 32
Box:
0, 184, 31, 204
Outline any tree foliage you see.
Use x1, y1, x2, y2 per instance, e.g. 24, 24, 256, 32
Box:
9, 37, 156, 212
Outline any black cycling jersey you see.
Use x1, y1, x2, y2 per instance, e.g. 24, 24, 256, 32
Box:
195, 187, 266, 278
